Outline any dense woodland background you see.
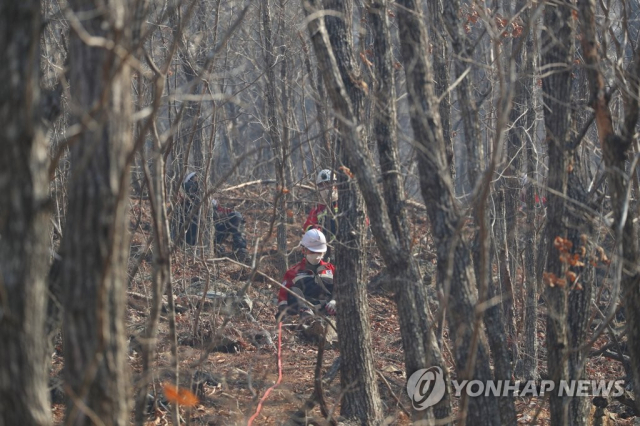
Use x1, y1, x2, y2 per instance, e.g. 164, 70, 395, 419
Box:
2, 0, 640, 424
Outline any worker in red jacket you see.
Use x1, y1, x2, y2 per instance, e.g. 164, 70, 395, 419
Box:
303, 169, 338, 260
519, 173, 547, 209
276, 229, 336, 321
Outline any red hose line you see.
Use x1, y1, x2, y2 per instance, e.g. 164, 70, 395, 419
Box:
248, 321, 283, 425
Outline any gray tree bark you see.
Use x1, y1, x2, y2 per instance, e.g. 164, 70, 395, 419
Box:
395, 0, 502, 423
263, 0, 290, 274
578, 0, 640, 414
321, 0, 383, 422
540, 1, 575, 423
442, 0, 482, 188
303, 0, 452, 421
61, 0, 134, 423
426, 0, 454, 181
0, 1, 52, 425
520, 11, 539, 382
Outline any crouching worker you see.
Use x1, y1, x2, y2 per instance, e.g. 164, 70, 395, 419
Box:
276, 229, 336, 322
210, 198, 249, 262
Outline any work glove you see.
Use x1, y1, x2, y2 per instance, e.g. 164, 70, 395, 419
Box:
324, 300, 336, 316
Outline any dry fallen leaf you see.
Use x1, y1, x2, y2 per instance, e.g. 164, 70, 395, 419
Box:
163, 382, 199, 407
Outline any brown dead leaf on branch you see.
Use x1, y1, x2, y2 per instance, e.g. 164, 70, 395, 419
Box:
339, 166, 354, 179
359, 51, 373, 67
554, 236, 573, 253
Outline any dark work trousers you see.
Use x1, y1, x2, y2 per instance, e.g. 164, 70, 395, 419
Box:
182, 198, 200, 246
214, 211, 247, 253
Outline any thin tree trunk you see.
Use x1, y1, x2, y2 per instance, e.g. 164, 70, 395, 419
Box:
302, 0, 451, 421
370, 0, 452, 421
442, 0, 482, 189
426, 0, 454, 181
521, 11, 539, 382
134, 111, 173, 425
566, 171, 594, 425
485, 190, 518, 426
395, 0, 501, 423
263, 0, 288, 274
522, 130, 539, 380
578, 0, 640, 413
565, 53, 596, 426
540, 1, 575, 423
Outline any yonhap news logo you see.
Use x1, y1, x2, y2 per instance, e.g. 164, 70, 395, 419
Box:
407, 367, 625, 411
406, 367, 447, 410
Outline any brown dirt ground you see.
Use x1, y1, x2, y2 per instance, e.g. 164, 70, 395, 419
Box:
49, 186, 635, 425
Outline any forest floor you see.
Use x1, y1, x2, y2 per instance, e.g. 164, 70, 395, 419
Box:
50, 184, 635, 425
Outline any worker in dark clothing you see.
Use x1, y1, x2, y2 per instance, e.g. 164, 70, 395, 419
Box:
180, 172, 249, 261
181, 172, 201, 246
210, 198, 249, 261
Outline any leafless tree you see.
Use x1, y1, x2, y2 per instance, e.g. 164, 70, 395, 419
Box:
0, 1, 53, 425
59, 0, 135, 423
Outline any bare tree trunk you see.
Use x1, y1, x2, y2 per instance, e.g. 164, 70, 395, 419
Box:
504, 0, 535, 357
540, 1, 574, 423
322, 0, 383, 422
438, 5, 516, 422
303, 0, 451, 421
522, 173, 539, 366
578, 0, 640, 413
395, 0, 501, 423
0, 2, 52, 425
370, 0, 453, 421
521, 12, 539, 382
485, 190, 518, 426
563, 44, 597, 426
301, 34, 333, 169
278, 0, 295, 208
566, 170, 594, 425
61, 0, 133, 423
263, 0, 289, 274
442, 0, 482, 189
134, 84, 172, 424
426, 0, 454, 181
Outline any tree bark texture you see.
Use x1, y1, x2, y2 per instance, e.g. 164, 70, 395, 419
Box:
442, 0, 482, 188
395, 0, 502, 423
316, 0, 383, 422
578, 0, 640, 413
0, 1, 52, 425
134, 79, 172, 425
303, 0, 451, 421
263, 0, 289, 274
426, 0, 454, 181
485, 191, 518, 426
521, 13, 539, 382
566, 168, 594, 425
61, 0, 133, 424
370, 0, 453, 421
540, 1, 575, 423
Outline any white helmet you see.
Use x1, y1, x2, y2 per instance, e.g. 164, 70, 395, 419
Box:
184, 172, 197, 185
300, 229, 327, 253
316, 169, 335, 185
